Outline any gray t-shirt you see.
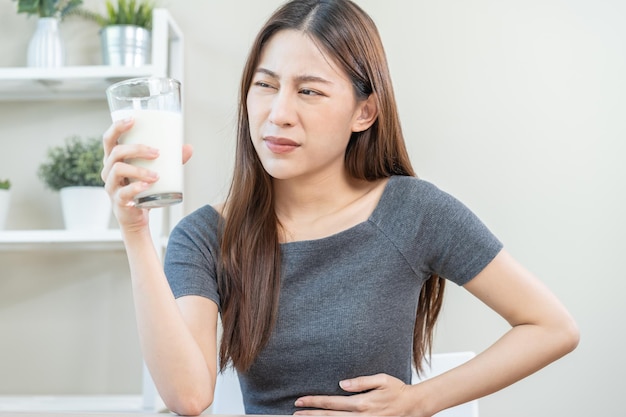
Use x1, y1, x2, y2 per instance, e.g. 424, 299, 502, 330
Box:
164, 176, 503, 414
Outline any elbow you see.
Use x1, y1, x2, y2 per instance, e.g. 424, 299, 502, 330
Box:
563, 317, 580, 354
555, 314, 580, 357
165, 391, 213, 417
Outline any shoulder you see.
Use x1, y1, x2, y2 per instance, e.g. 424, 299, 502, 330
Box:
389, 175, 436, 191
176, 204, 222, 228
373, 175, 486, 235
379, 175, 456, 214
376, 176, 502, 284
169, 204, 223, 248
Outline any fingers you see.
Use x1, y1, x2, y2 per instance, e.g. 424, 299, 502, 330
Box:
103, 162, 157, 207
294, 409, 351, 416
294, 374, 404, 415
339, 373, 389, 393
182, 143, 193, 164
294, 394, 358, 414
110, 179, 153, 208
101, 118, 160, 208
101, 118, 190, 213
101, 117, 159, 184
102, 117, 133, 158
294, 376, 383, 413
101, 144, 159, 182
103, 161, 158, 194
102, 117, 160, 179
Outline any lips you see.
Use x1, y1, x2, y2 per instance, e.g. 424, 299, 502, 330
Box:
263, 136, 300, 154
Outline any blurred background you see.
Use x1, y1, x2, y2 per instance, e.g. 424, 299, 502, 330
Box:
0, 1, 624, 416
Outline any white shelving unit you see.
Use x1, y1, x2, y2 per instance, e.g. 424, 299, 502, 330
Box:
0, 9, 182, 413
0, 65, 158, 100
0, 9, 182, 102
0, 229, 124, 251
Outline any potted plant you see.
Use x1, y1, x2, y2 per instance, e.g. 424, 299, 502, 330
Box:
14, 0, 83, 67
0, 179, 10, 230
75, 0, 156, 66
37, 136, 111, 231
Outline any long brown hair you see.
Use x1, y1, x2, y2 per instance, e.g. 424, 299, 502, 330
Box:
218, 0, 445, 374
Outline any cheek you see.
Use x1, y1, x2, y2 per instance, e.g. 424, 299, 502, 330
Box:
249, 107, 264, 137
246, 95, 255, 123
246, 97, 265, 132
317, 112, 357, 143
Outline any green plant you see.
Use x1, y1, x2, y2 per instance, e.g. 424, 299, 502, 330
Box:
15, 0, 83, 19
74, 0, 155, 30
0, 179, 10, 190
38, 136, 105, 191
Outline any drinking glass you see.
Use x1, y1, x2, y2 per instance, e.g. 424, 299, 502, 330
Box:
106, 77, 183, 208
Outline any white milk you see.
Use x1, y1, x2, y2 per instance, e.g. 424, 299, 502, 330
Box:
112, 109, 183, 205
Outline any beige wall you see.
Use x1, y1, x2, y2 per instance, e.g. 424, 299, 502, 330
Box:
1, 1, 624, 416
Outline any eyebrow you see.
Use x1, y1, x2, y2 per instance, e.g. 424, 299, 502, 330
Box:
255, 67, 333, 85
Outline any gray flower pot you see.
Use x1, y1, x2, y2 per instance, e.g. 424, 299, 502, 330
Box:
100, 25, 151, 66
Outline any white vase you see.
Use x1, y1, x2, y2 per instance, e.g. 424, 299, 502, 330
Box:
27, 17, 65, 68
0, 189, 10, 230
60, 186, 111, 231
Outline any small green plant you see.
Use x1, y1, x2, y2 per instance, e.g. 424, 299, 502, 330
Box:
15, 0, 83, 19
38, 136, 105, 191
74, 0, 155, 30
0, 179, 10, 190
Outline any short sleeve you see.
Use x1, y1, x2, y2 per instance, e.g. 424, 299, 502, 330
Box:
423, 187, 503, 285
374, 177, 503, 286
163, 205, 222, 308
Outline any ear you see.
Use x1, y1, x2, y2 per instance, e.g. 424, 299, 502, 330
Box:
351, 93, 378, 133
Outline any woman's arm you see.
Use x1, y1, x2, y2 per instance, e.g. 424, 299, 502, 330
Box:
414, 249, 580, 415
101, 119, 218, 416
124, 232, 218, 416
294, 249, 579, 416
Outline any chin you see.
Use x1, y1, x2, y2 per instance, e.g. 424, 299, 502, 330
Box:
260, 162, 302, 181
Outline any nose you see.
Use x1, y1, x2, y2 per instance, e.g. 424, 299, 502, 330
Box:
268, 89, 296, 127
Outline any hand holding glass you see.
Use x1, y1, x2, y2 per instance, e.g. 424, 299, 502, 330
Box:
106, 77, 183, 208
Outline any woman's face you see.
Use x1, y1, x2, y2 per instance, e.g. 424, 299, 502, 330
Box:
246, 29, 374, 182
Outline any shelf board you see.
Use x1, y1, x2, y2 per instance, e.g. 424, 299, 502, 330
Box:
0, 65, 158, 101
0, 229, 124, 251
0, 394, 148, 412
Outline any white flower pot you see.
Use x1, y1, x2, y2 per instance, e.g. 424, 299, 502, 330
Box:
60, 186, 111, 231
27, 17, 65, 68
0, 189, 10, 230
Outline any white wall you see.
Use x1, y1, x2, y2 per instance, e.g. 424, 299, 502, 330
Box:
1, 1, 623, 416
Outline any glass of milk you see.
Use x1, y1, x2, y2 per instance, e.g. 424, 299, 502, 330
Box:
106, 77, 183, 208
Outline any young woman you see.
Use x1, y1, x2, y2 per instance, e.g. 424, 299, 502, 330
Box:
101, 0, 579, 415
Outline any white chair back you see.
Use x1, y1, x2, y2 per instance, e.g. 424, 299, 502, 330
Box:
212, 366, 245, 414
212, 351, 478, 416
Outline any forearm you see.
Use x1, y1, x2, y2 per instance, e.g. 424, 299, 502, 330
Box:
415, 320, 578, 416
410, 250, 580, 416
123, 229, 215, 415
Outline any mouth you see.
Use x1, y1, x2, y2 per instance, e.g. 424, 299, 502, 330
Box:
263, 136, 300, 154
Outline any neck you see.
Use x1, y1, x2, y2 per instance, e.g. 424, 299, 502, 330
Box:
271, 172, 388, 243
273, 170, 381, 224
273, 172, 353, 216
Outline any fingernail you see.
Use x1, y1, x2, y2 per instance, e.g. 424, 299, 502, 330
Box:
340, 380, 351, 388
294, 399, 303, 407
